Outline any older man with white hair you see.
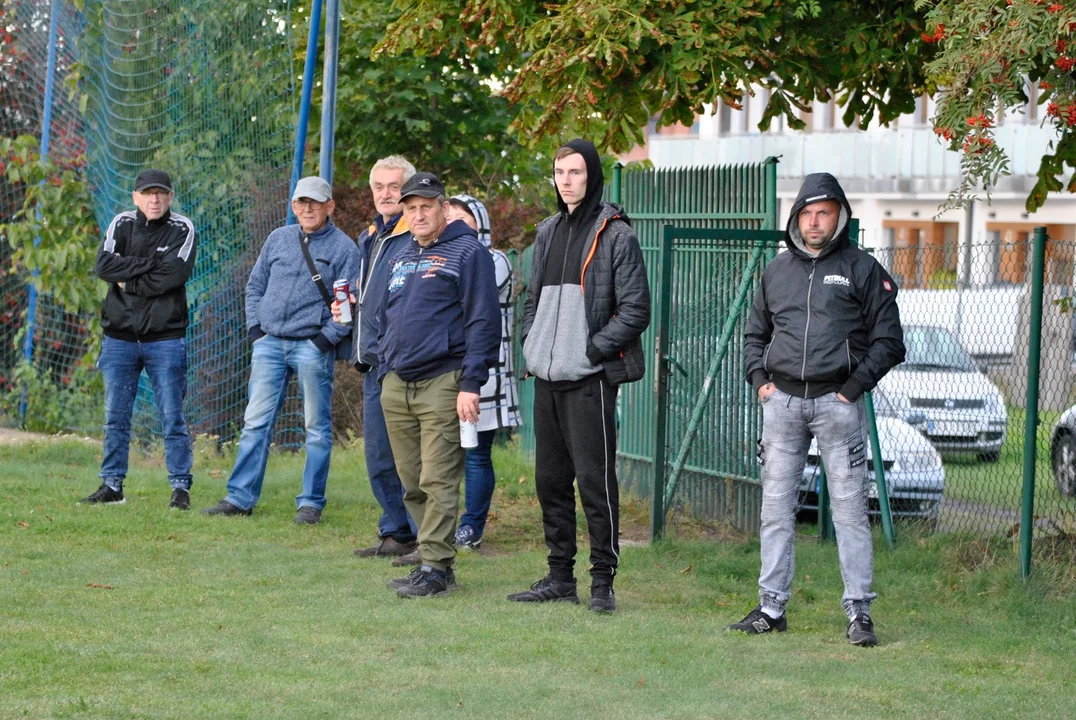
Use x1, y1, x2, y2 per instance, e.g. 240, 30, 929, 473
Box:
204, 176, 359, 524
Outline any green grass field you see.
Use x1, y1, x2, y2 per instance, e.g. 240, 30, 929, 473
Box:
3, 437, 1075, 719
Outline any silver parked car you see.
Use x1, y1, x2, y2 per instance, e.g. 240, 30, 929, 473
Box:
1049, 407, 1076, 498
799, 415, 946, 520
874, 325, 1008, 462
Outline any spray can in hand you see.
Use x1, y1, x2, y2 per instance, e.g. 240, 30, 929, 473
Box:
459, 419, 478, 449
333, 279, 352, 324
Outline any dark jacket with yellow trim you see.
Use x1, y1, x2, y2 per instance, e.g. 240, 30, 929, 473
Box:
353, 213, 412, 370
522, 202, 651, 386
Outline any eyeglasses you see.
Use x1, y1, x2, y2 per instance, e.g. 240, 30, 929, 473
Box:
292, 198, 326, 210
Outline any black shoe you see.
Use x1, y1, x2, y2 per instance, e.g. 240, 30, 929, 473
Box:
589, 584, 617, 614
506, 575, 580, 604
169, 489, 190, 511
388, 566, 457, 591
725, 606, 787, 634
395, 566, 454, 598
294, 506, 322, 524
79, 484, 125, 505
847, 614, 878, 647
202, 499, 252, 516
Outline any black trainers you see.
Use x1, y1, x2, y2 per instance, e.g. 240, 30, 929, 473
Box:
202, 499, 252, 516
589, 584, 617, 614
506, 575, 580, 604
454, 524, 482, 550
387, 566, 457, 591
79, 484, 125, 505
169, 489, 190, 510
846, 614, 878, 647
294, 506, 322, 524
725, 606, 787, 634
395, 566, 455, 598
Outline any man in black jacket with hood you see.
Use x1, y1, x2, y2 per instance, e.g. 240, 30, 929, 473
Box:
511, 139, 651, 613
728, 172, 904, 646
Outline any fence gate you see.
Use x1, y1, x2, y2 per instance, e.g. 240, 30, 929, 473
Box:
650, 227, 784, 539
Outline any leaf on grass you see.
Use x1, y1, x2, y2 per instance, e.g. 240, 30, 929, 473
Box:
16, 521, 29, 528
86, 582, 113, 590
456, 701, 463, 709
209, 469, 224, 479
679, 564, 693, 574
518, 476, 527, 484
45, 515, 53, 522
637, 678, 645, 687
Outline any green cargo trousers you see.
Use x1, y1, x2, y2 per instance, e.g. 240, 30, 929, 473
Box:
380, 370, 464, 572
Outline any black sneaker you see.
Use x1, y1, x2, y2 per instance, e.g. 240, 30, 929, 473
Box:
79, 484, 125, 505
506, 575, 580, 604
169, 488, 190, 511
725, 606, 787, 634
454, 524, 482, 550
294, 506, 322, 524
202, 499, 252, 516
395, 566, 454, 598
846, 614, 878, 647
387, 566, 457, 591
589, 584, 617, 614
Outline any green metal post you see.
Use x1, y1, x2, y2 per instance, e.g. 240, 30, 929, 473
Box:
663, 241, 768, 508
864, 392, 895, 547
611, 163, 623, 206
650, 224, 675, 542
763, 157, 779, 230
1019, 226, 1048, 579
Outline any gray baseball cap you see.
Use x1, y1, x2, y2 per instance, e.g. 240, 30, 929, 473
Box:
291, 176, 333, 203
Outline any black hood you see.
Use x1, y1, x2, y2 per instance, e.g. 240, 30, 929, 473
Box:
784, 172, 852, 259
555, 138, 605, 226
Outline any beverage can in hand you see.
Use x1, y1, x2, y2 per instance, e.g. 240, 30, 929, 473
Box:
460, 419, 478, 449
333, 279, 352, 324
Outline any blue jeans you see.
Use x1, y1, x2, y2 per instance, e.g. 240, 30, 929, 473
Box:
758, 389, 876, 620
225, 336, 334, 511
460, 429, 497, 537
363, 370, 417, 542
98, 336, 192, 491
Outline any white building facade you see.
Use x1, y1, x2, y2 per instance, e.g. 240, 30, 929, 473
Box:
638, 91, 1076, 296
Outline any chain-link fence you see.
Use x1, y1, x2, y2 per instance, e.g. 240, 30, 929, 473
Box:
869, 233, 1076, 540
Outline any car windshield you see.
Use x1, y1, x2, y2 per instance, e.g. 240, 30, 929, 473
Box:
902, 326, 977, 372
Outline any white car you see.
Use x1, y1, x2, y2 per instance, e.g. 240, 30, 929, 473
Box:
874, 325, 1008, 462
799, 415, 945, 520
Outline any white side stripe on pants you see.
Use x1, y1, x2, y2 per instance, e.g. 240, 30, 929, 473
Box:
599, 381, 620, 574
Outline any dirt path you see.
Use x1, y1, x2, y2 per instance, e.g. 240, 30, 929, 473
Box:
0, 427, 94, 445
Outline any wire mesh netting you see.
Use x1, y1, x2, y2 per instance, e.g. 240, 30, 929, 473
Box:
1, 0, 302, 445
870, 236, 1076, 539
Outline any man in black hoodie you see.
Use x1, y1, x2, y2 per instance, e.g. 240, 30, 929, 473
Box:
728, 173, 905, 646
512, 139, 651, 614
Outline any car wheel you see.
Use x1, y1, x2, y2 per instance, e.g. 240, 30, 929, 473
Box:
976, 451, 1001, 463
1051, 433, 1076, 498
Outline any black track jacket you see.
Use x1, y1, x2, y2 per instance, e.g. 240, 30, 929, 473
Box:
744, 173, 904, 401
95, 208, 197, 342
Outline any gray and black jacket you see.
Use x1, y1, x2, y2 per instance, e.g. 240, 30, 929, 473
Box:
744, 172, 905, 401
522, 201, 651, 387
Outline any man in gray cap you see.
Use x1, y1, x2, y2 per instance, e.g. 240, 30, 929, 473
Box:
81, 168, 197, 510
204, 176, 360, 523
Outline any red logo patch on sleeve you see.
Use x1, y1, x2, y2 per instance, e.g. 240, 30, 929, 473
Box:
882, 280, 893, 291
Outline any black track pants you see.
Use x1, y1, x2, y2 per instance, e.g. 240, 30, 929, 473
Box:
533, 376, 620, 584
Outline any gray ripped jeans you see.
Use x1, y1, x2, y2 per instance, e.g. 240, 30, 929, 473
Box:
758, 388, 876, 620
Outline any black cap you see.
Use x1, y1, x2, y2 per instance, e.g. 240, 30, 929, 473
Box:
399, 172, 445, 202
134, 169, 173, 193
